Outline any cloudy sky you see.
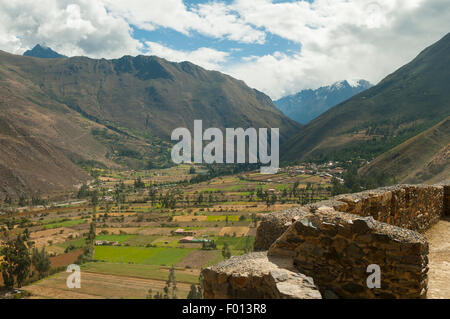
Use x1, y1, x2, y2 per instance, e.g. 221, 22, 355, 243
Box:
0, 0, 448, 99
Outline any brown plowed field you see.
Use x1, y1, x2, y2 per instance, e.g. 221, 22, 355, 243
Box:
22, 271, 191, 299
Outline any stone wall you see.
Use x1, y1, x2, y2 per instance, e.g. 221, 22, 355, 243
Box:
255, 184, 444, 251
332, 185, 443, 232
202, 252, 321, 299
268, 207, 429, 298
203, 182, 448, 299
254, 207, 309, 252
444, 185, 450, 216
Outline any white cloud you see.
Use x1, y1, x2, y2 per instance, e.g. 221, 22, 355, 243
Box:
145, 41, 229, 70
0, 0, 142, 58
104, 0, 266, 44
222, 0, 450, 99
0, 0, 448, 100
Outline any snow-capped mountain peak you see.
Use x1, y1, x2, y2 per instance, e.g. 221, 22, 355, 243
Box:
274, 79, 373, 124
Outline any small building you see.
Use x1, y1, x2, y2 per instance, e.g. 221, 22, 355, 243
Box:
179, 237, 212, 244
173, 228, 196, 236
179, 236, 195, 243
95, 240, 120, 246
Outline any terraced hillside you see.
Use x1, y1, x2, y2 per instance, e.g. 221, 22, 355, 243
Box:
360, 117, 450, 184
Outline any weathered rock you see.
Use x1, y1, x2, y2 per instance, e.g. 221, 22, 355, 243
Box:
254, 184, 445, 252
268, 206, 429, 299
206, 183, 449, 299
443, 185, 450, 216
201, 252, 321, 299
254, 207, 310, 251
332, 184, 444, 232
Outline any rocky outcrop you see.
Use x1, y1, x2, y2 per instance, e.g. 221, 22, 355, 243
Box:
269, 206, 429, 299
202, 252, 321, 299
255, 184, 444, 251
443, 185, 450, 216
332, 185, 443, 232
204, 182, 448, 299
254, 207, 310, 251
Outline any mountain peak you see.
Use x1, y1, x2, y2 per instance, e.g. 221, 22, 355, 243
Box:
349, 79, 372, 88
281, 32, 450, 172
274, 79, 373, 124
23, 44, 67, 59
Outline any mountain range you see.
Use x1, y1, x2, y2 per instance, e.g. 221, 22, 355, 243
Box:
282, 32, 450, 185
0, 48, 299, 197
1, 32, 449, 197
274, 80, 373, 124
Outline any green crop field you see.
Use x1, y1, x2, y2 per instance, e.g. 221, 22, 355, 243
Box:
206, 215, 240, 222
213, 236, 255, 250
43, 219, 87, 229
200, 188, 219, 193
225, 185, 246, 191
94, 246, 194, 265
123, 235, 160, 246
95, 234, 135, 243
57, 238, 86, 249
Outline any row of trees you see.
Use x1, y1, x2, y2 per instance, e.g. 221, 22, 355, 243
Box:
0, 220, 96, 290
147, 265, 204, 299
1, 230, 51, 289
0, 192, 47, 208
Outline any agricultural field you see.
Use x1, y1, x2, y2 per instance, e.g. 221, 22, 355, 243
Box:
1, 164, 334, 299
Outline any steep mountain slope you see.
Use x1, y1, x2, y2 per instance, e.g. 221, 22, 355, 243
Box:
2, 52, 298, 141
274, 80, 372, 124
359, 117, 450, 184
23, 44, 67, 59
0, 50, 299, 197
282, 33, 450, 165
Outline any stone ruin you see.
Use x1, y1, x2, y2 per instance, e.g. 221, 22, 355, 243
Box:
202, 183, 450, 299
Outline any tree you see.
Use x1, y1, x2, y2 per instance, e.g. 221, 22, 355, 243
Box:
187, 284, 198, 299
77, 183, 90, 199
31, 247, 51, 279
134, 177, 145, 189
331, 177, 348, 196
187, 273, 204, 299
222, 242, 231, 259
155, 265, 178, 299
4, 195, 12, 205
90, 190, 99, 211
1, 230, 31, 288
196, 193, 204, 205
244, 236, 253, 254
148, 185, 157, 206
266, 193, 277, 207
18, 194, 28, 207
256, 188, 264, 200
187, 284, 203, 299
201, 240, 216, 250
251, 213, 258, 227
86, 222, 96, 245
161, 191, 177, 209
31, 191, 45, 207
291, 182, 300, 197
